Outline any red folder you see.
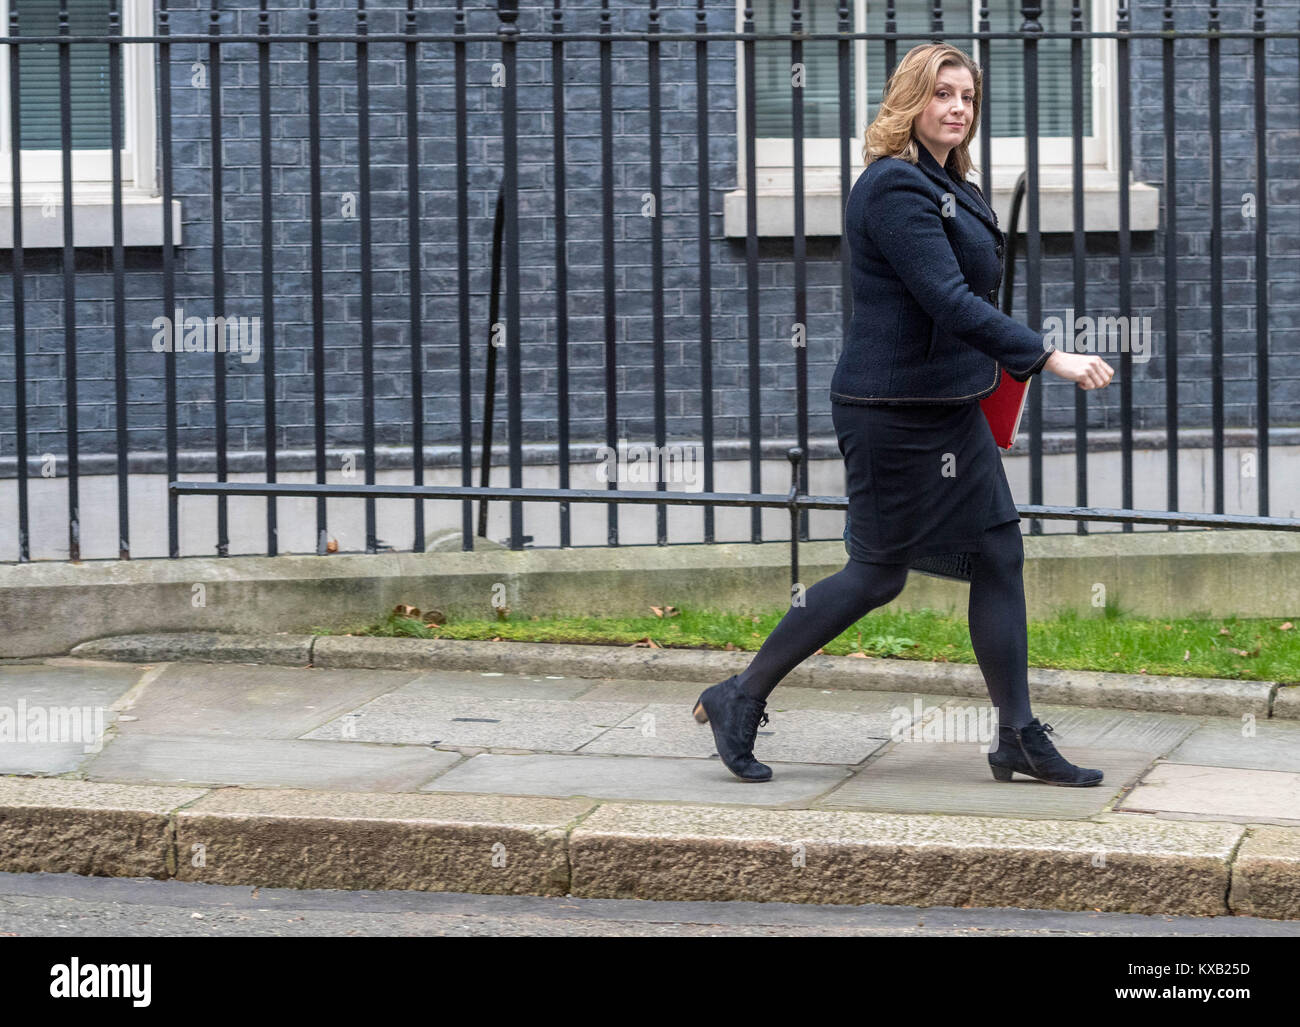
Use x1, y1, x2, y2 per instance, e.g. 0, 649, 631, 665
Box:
980, 367, 1030, 450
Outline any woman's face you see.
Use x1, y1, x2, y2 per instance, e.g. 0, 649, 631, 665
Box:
914, 64, 976, 165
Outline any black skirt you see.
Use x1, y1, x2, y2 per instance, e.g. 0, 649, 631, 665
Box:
833, 398, 1020, 582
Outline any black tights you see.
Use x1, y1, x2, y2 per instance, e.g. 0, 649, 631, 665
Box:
735, 519, 1033, 730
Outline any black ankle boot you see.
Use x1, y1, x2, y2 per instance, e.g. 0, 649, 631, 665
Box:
987, 718, 1103, 787
691, 675, 773, 782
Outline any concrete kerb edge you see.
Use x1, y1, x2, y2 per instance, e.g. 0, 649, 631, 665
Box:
67, 631, 1288, 719
2, 776, 1296, 917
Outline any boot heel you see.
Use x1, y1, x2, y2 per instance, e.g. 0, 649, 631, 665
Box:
990, 764, 1014, 782
692, 698, 709, 724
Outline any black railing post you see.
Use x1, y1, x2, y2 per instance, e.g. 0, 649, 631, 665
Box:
1208, 2, 1224, 518
598, 0, 617, 547
58, 0, 79, 561
742, 2, 760, 543
551, 0, 572, 549
356, 0, 376, 553
258, 0, 279, 556
454, 0, 474, 550
694, 0, 716, 546
307, 0, 328, 555
787, 447, 803, 593
1253, 2, 1270, 516
1161, 2, 1179, 529
499, 0, 524, 551
1020, 2, 1044, 537
209, 0, 229, 557
110, 0, 129, 560
158, 0, 178, 557
791, 0, 809, 543
406, 0, 425, 552
8, 4, 28, 562
1070, 2, 1087, 535
1117, 0, 1134, 531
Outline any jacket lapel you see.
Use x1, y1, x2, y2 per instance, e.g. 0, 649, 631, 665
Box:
915, 143, 1000, 236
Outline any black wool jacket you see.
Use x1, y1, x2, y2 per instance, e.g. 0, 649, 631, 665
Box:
830, 141, 1056, 405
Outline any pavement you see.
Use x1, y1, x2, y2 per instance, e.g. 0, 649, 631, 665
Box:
0, 632, 1297, 921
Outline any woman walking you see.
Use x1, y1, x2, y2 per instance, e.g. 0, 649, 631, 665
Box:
693, 43, 1114, 786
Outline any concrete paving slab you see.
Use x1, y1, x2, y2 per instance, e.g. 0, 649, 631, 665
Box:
301, 694, 640, 751
814, 743, 1156, 819
1228, 825, 1300, 919
420, 752, 851, 806
175, 788, 593, 894
1165, 718, 1300, 773
118, 663, 420, 739
81, 734, 462, 792
1009, 704, 1200, 754
0, 777, 208, 879
0, 662, 143, 774
0, 742, 100, 775
574, 680, 957, 716
578, 703, 890, 765
1119, 763, 1300, 826
574, 679, 737, 704
568, 803, 1243, 914
399, 669, 592, 701
765, 689, 960, 715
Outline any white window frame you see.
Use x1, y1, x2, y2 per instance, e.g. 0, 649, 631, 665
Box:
728, 0, 1158, 235
0, 0, 178, 247
0, 0, 155, 189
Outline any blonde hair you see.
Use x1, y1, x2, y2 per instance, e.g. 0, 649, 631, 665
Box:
863, 43, 982, 180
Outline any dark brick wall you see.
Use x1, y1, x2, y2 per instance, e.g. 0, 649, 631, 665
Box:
0, 0, 1296, 469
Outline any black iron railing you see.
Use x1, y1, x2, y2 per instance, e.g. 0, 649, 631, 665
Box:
0, 1, 1296, 580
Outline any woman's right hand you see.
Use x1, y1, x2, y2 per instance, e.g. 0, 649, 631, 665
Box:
1045, 350, 1114, 390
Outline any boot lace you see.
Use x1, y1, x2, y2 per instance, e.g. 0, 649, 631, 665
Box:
739, 701, 770, 755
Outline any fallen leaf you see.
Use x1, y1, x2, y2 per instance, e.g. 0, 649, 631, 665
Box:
1183, 650, 1190, 661
1219, 627, 1232, 635
1279, 622, 1293, 631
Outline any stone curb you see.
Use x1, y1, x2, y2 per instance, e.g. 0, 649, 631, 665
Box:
68, 632, 1289, 719
70, 632, 313, 668
567, 803, 1244, 916
1, 777, 1296, 917
1227, 826, 1300, 921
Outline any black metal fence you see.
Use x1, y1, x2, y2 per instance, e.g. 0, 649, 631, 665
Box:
3, 1, 1299, 581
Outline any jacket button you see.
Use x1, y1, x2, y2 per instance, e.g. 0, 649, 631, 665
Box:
995, 242, 1004, 257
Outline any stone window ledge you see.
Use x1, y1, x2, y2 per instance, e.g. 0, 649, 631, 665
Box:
0, 189, 182, 248
724, 166, 1160, 238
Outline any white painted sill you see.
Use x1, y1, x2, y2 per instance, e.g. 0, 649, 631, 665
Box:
724, 166, 1160, 237
0, 188, 182, 248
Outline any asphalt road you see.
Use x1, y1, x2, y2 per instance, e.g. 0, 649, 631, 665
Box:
0, 870, 1296, 937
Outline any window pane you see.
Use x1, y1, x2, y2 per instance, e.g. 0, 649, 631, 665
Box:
14, 0, 121, 150
754, 0, 855, 139
865, 0, 937, 125
986, 0, 1092, 137
860, 1, 1092, 139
